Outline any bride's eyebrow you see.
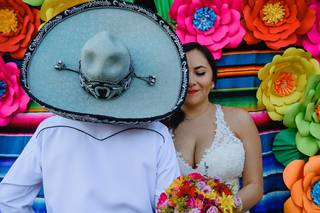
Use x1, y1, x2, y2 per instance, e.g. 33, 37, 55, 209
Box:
194, 65, 208, 70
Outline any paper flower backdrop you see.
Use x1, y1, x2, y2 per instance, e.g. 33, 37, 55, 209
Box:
257, 47, 320, 121
0, 57, 30, 126
38, 0, 90, 22
154, 0, 174, 23
273, 128, 308, 166
242, 0, 316, 50
283, 156, 320, 212
169, 0, 245, 59
23, 0, 43, 7
0, 0, 40, 59
282, 75, 320, 156
300, 1, 320, 62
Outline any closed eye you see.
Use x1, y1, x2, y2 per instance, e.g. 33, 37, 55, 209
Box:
196, 72, 205, 76
194, 65, 209, 76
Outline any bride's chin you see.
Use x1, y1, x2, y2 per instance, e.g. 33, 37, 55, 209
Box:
183, 97, 210, 109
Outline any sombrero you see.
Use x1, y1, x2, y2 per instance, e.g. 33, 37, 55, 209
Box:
21, 0, 188, 123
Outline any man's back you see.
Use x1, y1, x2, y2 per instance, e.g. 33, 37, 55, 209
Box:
0, 116, 180, 213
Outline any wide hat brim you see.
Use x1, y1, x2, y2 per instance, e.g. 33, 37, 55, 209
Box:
22, 0, 188, 123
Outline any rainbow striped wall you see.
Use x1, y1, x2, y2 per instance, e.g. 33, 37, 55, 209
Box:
0, 50, 289, 212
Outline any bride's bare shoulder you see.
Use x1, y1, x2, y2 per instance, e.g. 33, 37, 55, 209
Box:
220, 106, 257, 133
220, 106, 251, 121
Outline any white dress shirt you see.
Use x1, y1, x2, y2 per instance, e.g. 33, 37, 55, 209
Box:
0, 116, 180, 213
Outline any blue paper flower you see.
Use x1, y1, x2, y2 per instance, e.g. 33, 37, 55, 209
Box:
312, 181, 320, 207
0, 81, 6, 98
193, 7, 216, 31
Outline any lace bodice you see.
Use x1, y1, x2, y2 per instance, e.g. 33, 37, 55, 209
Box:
175, 105, 245, 194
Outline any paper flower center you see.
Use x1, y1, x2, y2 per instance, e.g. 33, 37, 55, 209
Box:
0, 8, 18, 35
273, 72, 297, 96
312, 181, 320, 207
193, 7, 216, 31
0, 80, 7, 99
316, 105, 320, 120
262, 1, 285, 24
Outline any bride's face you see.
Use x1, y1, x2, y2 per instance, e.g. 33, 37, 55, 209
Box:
185, 49, 213, 107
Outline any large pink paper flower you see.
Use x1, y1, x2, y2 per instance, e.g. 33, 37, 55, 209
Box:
0, 57, 30, 126
300, 1, 320, 61
169, 0, 245, 60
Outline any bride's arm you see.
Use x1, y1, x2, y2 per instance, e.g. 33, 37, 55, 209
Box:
226, 108, 263, 212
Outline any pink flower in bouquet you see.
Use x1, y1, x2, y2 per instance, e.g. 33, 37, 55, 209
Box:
157, 173, 236, 213
189, 172, 203, 180
196, 181, 206, 189
157, 193, 168, 207
169, 0, 245, 60
300, 1, 320, 61
187, 197, 197, 208
0, 57, 29, 126
207, 206, 219, 213
189, 208, 201, 213
202, 185, 212, 193
195, 198, 204, 209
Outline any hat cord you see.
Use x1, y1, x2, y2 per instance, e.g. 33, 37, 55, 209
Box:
54, 60, 156, 99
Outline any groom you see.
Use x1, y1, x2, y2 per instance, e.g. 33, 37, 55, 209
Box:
0, 1, 188, 212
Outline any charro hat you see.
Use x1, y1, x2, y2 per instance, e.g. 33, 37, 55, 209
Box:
22, 0, 188, 123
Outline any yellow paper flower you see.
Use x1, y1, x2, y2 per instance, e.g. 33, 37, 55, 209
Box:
39, 0, 90, 22
257, 47, 320, 121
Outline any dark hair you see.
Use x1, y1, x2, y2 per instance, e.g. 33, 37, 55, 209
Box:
162, 42, 217, 129
182, 42, 218, 83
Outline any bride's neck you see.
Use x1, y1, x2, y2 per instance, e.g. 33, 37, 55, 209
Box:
182, 101, 213, 120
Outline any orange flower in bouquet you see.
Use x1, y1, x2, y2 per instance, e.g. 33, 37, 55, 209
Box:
157, 173, 241, 213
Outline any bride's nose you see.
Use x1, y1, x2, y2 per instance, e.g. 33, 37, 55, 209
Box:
188, 73, 196, 87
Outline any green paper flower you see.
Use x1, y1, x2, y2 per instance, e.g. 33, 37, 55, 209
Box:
273, 128, 308, 166
283, 75, 320, 156
23, 0, 44, 7
154, 0, 173, 23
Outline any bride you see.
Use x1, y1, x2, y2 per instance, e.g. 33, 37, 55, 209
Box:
165, 42, 263, 212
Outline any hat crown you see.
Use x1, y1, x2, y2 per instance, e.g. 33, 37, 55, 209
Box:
80, 31, 130, 83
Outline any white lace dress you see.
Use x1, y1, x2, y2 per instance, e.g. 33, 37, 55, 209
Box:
175, 105, 245, 195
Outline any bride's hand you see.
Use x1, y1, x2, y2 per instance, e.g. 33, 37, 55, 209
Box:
233, 195, 243, 213
233, 207, 242, 213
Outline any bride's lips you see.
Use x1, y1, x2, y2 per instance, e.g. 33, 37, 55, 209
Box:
187, 89, 199, 95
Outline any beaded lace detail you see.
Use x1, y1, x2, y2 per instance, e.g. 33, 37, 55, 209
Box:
174, 105, 245, 194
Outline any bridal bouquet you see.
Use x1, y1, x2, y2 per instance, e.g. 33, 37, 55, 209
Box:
157, 173, 242, 213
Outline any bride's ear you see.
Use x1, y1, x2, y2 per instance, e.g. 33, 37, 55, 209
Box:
211, 82, 215, 89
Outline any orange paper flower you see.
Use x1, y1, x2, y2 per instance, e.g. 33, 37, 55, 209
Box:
242, 0, 316, 50
283, 156, 320, 212
0, 0, 40, 59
